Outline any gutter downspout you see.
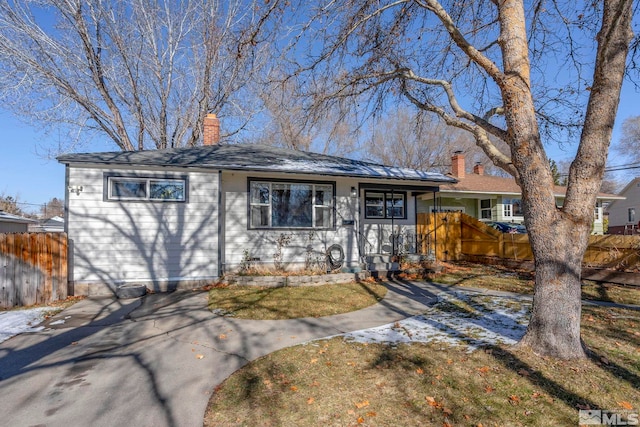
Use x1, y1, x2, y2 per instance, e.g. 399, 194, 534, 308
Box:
64, 164, 73, 295
217, 170, 224, 278
433, 191, 437, 264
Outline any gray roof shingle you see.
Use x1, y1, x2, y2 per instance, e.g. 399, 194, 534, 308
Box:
57, 144, 456, 183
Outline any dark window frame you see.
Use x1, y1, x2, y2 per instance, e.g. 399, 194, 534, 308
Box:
480, 199, 492, 220
247, 178, 336, 230
364, 190, 407, 220
103, 173, 188, 203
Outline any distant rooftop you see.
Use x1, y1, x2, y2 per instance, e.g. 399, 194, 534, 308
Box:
0, 211, 36, 224
57, 144, 456, 184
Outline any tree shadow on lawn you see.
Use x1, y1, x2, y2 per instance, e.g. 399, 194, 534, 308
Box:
371, 278, 638, 417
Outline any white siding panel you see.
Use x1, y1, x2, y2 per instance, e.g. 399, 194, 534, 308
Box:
221, 171, 360, 271
608, 180, 640, 228
67, 167, 219, 287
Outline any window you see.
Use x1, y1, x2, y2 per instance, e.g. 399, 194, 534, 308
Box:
108, 177, 186, 201
629, 208, 636, 223
480, 199, 492, 219
364, 191, 406, 219
503, 198, 523, 217
249, 180, 334, 229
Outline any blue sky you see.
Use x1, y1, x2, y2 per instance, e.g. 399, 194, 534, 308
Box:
0, 80, 638, 214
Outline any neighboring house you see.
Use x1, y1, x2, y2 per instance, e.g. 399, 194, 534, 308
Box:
57, 115, 456, 296
0, 211, 36, 233
29, 216, 65, 233
606, 177, 640, 234
417, 152, 623, 235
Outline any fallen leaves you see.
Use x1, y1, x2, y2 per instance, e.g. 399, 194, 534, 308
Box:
517, 368, 531, 377
508, 395, 520, 405
619, 401, 634, 410
355, 400, 369, 409
195, 354, 204, 359
477, 366, 490, 374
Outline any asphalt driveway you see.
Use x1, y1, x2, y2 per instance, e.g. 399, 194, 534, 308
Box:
0, 280, 440, 427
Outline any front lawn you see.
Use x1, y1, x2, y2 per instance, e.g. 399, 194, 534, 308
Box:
428, 262, 639, 306
205, 300, 640, 426
208, 281, 387, 320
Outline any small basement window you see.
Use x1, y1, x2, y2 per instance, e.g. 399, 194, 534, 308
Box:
107, 177, 186, 201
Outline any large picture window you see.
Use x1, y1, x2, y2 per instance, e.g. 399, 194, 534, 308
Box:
503, 198, 523, 218
364, 191, 406, 219
107, 176, 186, 201
249, 180, 334, 229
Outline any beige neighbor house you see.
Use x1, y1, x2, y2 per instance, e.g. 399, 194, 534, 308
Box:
417, 152, 623, 235
57, 115, 456, 296
605, 177, 640, 235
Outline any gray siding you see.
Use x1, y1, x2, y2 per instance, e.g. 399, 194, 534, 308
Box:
67, 166, 219, 293
0, 223, 30, 233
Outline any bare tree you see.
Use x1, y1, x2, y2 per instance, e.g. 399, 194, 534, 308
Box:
41, 197, 65, 219
280, 0, 635, 358
361, 107, 511, 175
617, 115, 640, 163
0, 0, 277, 152
0, 194, 25, 216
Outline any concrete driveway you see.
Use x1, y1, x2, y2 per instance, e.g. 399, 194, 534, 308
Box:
0, 280, 440, 427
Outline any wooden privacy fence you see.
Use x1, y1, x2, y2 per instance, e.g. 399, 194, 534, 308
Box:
417, 212, 640, 270
0, 233, 68, 308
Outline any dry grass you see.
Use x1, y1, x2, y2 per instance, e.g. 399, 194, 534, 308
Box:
1, 295, 86, 313
429, 262, 639, 306
205, 305, 640, 427
207, 281, 387, 320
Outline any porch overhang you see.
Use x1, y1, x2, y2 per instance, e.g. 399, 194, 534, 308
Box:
358, 183, 440, 193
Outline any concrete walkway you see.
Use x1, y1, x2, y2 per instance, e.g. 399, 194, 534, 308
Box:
0, 280, 635, 427
0, 280, 441, 427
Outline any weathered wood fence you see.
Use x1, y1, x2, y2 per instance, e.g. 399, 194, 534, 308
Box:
418, 212, 640, 271
0, 233, 68, 308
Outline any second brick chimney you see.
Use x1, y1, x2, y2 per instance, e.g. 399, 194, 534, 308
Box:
203, 113, 220, 146
451, 151, 465, 179
473, 162, 484, 175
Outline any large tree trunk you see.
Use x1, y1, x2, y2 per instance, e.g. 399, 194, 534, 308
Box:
519, 219, 590, 358
513, 0, 633, 359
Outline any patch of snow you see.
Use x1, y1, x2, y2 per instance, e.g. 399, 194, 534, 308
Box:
340, 292, 531, 352
0, 307, 55, 343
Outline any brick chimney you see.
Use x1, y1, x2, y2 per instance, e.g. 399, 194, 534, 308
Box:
473, 162, 484, 175
203, 113, 220, 146
451, 151, 465, 179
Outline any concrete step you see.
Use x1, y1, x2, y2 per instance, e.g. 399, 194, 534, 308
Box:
364, 254, 394, 264
366, 262, 400, 271
368, 270, 402, 280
